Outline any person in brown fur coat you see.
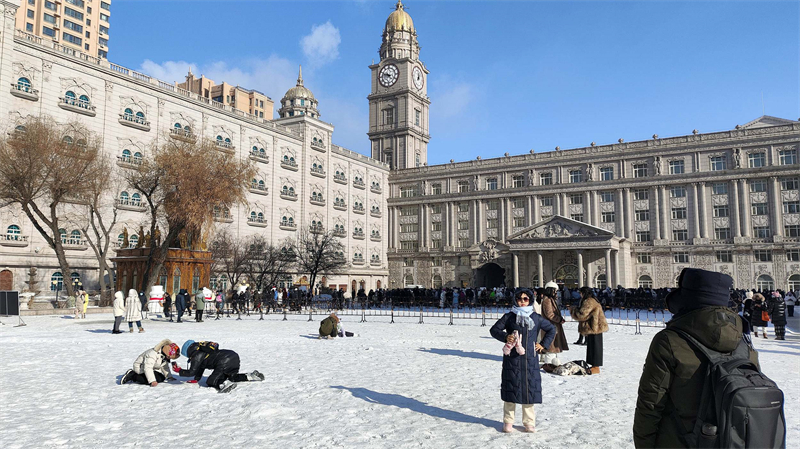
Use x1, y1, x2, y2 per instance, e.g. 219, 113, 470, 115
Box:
540, 281, 569, 365
570, 287, 609, 371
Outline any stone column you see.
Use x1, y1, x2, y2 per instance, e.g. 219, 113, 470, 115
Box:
613, 249, 620, 287
473, 199, 480, 244
393, 207, 400, 249
532, 195, 539, 224
691, 183, 701, 239
498, 198, 505, 241
506, 198, 514, 237
652, 186, 661, 240
419, 204, 426, 248
731, 180, 741, 237
698, 182, 709, 239
388, 206, 394, 249
512, 253, 519, 287
740, 180, 751, 237
577, 251, 584, 288
660, 186, 669, 240
562, 193, 569, 218
624, 187, 633, 239
771, 176, 783, 237
605, 248, 613, 288
537, 251, 544, 287
616, 189, 625, 237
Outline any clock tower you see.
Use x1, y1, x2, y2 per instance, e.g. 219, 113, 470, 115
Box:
368, 1, 430, 170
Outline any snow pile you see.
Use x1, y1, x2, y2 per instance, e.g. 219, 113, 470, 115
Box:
0, 313, 796, 448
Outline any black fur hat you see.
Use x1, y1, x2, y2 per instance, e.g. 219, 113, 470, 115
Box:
666, 268, 732, 314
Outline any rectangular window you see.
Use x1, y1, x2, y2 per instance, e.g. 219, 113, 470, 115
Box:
65, 0, 84, 6
101, 1, 110, 11
635, 209, 650, 221
749, 180, 767, 193
784, 225, 800, 238
779, 149, 797, 165
431, 183, 442, 195
98, 37, 108, 47
62, 32, 82, 45
431, 239, 441, 249
669, 160, 685, 175
100, 13, 110, 21
671, 207, 687, 220
513, 217, 525, 228
486, 218, 498, 229
486, 200, 499, 211
540, 173, 553, 185
571, 213, 584, 223
64, 7, 84, 20
633, 188, 649, 201
674, 252, 690, 263
633, 164, 648, 178
42, 26, 55, 36
600, 167, 613, 181
414, 109, 420, 126
45, 0, 56, 10
754, 250, 772, 262
753, 226, 771, 238
672, 229, 688, 241
540, 197, 553, 207
636, 231, 651, 242
431, 222, 441, 232
783, 200, 800, 214
637, 253, 652, 264
28, 0, 35, 4
458, 181, 469, 193
600, 191, 614, 203
541, 214, 552, 221
513, 198, 525, 209
512, 175, 524, 188
713, 205, 729, 218
569, 194, 583, 205
383, 108, 394, 125
714, 227, 731, 240
458, 237, 469, 248
27, 9, 34, 18
710, 156, 727, 171
26, 23, 33, 32
400, 186, 418, 198
400, 206, 418, 216
431, 257, 442, 267
404, 258, 414, 269
712, 182, 728, 195
431, 204, 441, 214
787, 249, 800, 261
400, 241, 419, 251
670, 186, 686, 198
400, 223, 419, 233
569, 170, 583, 183
748, 152, 766, 168
64, 19, 83, 33
781, 177, 799, 191
43, 13, 56, 23
601, 211, 615, 223
458, 203, 469, 212
751, 203, 768, 216
716, 250, 733, 263
485, 178, 498, 190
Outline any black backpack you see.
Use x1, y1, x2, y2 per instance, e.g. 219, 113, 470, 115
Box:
670, 329, 786, 448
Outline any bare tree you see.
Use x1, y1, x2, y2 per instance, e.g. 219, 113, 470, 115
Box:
244, 235, 295, 293
124, 134, 255, 294
0, 117, 105, 300
210, 230, 252, 292
294, 226, 347, 294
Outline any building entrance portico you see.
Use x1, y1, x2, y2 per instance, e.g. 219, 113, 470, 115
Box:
474, 262, 506, 288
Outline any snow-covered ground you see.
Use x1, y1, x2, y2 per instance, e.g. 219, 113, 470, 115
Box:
1, 312, 797, 449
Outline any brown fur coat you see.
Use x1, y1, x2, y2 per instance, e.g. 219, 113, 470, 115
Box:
570, 297, 609, 335
540, 295, 568, 353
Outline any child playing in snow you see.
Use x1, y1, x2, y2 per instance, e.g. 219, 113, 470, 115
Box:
171, 340, 265, 393
120, 339, 180, 386
319, 313, 356, 339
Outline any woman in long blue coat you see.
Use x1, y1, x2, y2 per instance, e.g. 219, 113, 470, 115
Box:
490, 288, 556, 433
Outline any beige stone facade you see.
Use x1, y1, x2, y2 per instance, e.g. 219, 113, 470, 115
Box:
14, 0, 110, 59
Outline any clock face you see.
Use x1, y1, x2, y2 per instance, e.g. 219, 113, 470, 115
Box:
379, 64, 399, 87
412, 66, 424, 90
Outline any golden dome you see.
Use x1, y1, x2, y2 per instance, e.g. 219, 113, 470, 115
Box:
385, 1, 414, 33
282, 65, 315, 101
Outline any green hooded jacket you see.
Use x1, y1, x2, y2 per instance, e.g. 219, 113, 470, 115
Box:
633, 306, 759, 448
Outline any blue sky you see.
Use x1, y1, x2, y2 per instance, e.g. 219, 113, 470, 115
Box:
110, 1, 799, 165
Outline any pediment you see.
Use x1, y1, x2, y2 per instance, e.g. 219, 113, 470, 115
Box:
739, 115, 797, 130
508, 215, 614, 241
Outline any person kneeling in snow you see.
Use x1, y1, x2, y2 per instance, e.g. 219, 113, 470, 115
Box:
120, 339, 180, 386
319, 313, 356, 339
172, 340, 264, 393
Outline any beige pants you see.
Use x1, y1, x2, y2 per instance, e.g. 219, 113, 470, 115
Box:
503, 402, 536, 426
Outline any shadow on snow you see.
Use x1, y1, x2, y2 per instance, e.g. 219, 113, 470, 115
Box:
418, 347, 502, 362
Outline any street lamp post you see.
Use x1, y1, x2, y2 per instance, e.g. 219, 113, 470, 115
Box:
52, 280, 61, 306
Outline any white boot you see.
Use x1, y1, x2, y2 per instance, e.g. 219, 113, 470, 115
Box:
246, 370, 265, 381
218, 380, 237, 393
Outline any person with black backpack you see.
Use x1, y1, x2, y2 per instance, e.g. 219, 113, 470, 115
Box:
633, 268, 785, 448
172, 340, 265, 393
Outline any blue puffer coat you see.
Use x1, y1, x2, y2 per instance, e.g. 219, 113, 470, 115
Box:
491, 309, 556, 404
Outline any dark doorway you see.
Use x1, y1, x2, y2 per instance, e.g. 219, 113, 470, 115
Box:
475, 263, 505, 288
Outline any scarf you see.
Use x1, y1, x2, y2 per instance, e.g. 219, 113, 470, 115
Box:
511, 305, 535, 329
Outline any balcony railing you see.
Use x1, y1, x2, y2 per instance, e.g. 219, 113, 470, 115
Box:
310, 225, 325, 234
59, 97, 96, 116
281, 159, 299, 171
311, 141, 326, 152
333, 201, 347, 211
370, 209, 382, 218
118, 113, 151, 131
352, 257, 365, 265
333, 174, 347, 184
61, 239, 88, 250
353, 179, 365, 189
333, 229, 347, 237
370, 234, 382, 242
279, 222, 297, 231
353, 205, 365, 214
116, 155, 142, 169
170, 127, 196, 143
280, 190, 298, 201
370, 259, 382, 266
310, 167, 326, 178
213, 213, 234, 223
247, 217, 268, 228
249, 185, 268, 196
115, 198, 146, 212
371, 184, 383, 194
353, 231, 365, 239
10, 83, 39, 101
310, 196, 326, 206
215, 140, 235, 154
249, 151, 269, 163
0, 234, 29, 247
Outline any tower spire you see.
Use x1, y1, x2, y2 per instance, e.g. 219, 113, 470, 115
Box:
297, 65, 304, 86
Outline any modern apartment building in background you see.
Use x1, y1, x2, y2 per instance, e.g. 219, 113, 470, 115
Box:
14, 0, 110, 59
178, 70, 274, 119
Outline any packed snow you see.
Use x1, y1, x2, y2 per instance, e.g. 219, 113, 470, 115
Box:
1, 311, 797, 449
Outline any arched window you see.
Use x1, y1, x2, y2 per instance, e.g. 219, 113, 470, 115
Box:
131, 193, 141, 206
70, 272, 81, 285
51, 272, 64, 291
75, 138, 87, 150
117, 233, 124, 246
252, 145, 258, 154
250, 211, 257, 220
135, 111, 145, 122
14, 125, 26, 134
789, 274, 800, 291
258, 212, 264, 221
638, 275, 653, 289
7, 225, 21, 240
69, 230, 82, 245
133, 152, 142, 164
289, 187, 295, 194
119, 191, 129, 204
123, 107, 134, 118
121, 149, 132, 162
129, 234, 138, 248
62, 135, 74, 145
59, 228, 67, 243
596, 274, 607, 289
65, 91, 76, 104
192, 267, 200, 294
17, 77, 31, 92
756, 275, 774, 291
259, 148, 266, 157
173, 267, 181, 294
183, 126, 191, 134
78, 94, 90, 107
258, 180, 265, 190
404, 275, 414, 287
216, 135, 223, 141
225, 137, 231, 144
288, 217, 294, 225
173, 123, 182, 129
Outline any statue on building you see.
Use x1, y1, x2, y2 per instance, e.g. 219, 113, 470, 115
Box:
472, 175, 479, 191
421, 180, 427, 195
734, 148, 742, 169
121, 227, 129, 249
528, 169, 535, 186
136, 226, 144, 248
178, 229, 188, 249
654, 156, 662, 175
144, 231, 151, 248
154, 226, 161, 247
587, 163, 594, 181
